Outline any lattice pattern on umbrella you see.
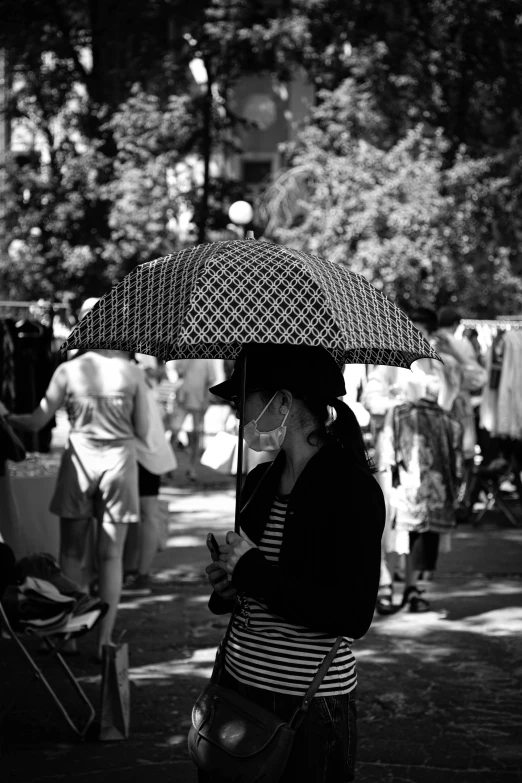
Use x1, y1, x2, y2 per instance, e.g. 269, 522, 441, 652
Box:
64, 239, 439, 368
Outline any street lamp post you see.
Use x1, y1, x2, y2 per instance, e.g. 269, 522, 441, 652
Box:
228, 200, 254, 238
189, 56, 213, 246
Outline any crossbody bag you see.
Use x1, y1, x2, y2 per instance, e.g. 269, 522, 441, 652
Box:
189, 459, 343, 781
188, 603, 343, 782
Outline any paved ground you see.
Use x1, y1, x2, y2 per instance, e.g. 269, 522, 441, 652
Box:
1, 471, 522, 782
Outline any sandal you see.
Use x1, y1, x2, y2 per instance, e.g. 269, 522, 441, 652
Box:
376, 585, 398, 616
402, 586, 430, 613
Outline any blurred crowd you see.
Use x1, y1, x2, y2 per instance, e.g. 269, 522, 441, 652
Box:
1, 297, 521, 652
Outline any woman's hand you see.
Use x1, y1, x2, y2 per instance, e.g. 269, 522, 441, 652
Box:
205, 561, 237, 601
219, 530, 257, 576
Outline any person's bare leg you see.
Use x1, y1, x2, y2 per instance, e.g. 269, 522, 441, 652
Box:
59, 518, 91, 593
137, 495, 160, 576
96, 519, 128, 657
122, 522, 140, 574
374, 470, 397, 609
59, 518, 90, 651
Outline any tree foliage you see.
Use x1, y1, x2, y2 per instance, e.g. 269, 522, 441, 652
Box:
0, 0, 285, 302
1, 0, 521, 312
261, 81, 522, 315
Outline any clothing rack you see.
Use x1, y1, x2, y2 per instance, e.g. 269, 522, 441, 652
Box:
462, 319, 522, 330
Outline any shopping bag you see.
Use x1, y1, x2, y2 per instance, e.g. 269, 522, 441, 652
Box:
200, 431, 239, 474
99, 642, 130, 740
157, 499, 170, 552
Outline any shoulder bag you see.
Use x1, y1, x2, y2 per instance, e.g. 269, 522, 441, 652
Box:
188, 606, 342, 782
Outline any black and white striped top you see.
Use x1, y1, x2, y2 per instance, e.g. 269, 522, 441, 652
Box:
224, 496, 357, 697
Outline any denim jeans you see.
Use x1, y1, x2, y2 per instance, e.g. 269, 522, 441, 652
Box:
197, 668, 357, 783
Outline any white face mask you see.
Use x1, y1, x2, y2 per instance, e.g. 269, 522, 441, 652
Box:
243, 392, 290, 452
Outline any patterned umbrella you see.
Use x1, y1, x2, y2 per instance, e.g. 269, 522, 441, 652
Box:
64, 239, 438, 368
64, 238, 440, 532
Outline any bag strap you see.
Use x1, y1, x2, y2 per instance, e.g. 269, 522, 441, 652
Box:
290, 636, 344, 729
213, 610, 344, 729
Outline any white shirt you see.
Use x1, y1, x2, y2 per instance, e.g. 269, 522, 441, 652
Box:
135, 386, 177, 475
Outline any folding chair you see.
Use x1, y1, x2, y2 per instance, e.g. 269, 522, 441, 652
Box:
0, 600, 107, 739
471, 461, 521, 527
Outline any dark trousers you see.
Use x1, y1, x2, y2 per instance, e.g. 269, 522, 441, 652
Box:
197, 667, 357, 783
409, 530, 440, 572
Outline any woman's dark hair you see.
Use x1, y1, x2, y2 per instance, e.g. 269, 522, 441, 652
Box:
304, 396, 375, 473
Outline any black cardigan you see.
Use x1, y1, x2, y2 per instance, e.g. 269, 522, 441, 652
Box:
208, 444, 385, 640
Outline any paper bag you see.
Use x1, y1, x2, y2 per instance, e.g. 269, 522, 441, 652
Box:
156, 499, 170, 552
200, 431, 240, 474
99, 642, 130, 740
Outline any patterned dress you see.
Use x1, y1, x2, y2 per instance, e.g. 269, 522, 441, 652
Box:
379, 398, 464, 534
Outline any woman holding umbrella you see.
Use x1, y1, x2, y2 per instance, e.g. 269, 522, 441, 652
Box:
63, 237, 439, 780
204, 343, 385, 782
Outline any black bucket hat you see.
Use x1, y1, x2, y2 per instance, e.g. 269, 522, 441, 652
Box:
209, 343, 346, 401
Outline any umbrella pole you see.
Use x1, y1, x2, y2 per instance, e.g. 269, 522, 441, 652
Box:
234, 352, 247, 534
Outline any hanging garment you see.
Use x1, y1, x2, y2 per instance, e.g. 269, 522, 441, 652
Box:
379, 399, 463, 534
362, 364, 427, 464
488, 332, 506, 391
13, 321, 57, 452
497, 331, 522, 440
0, 320, 16, 410
479, 343, 501, 434
450, 392, 476, 461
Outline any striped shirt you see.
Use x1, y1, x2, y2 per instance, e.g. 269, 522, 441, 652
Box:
224, 496, 357, 697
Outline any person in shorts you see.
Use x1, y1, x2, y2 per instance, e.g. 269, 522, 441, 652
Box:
9, 299, 149, 658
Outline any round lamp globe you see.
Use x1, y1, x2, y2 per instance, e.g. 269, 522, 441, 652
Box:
228, 201, 254, 226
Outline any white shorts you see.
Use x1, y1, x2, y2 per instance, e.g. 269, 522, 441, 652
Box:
50, 436, 139, 523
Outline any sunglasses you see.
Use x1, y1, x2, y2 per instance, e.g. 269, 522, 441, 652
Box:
229, 388, 263, 407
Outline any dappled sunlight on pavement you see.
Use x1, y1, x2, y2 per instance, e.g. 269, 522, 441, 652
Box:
1, 489, 522, 782
78, 646, 218, 686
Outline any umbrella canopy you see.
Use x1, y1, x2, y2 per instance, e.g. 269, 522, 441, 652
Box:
64, 239, 439, 368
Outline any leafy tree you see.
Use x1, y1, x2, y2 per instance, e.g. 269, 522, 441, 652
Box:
1, 113, 112, 301
1, 0, 522, 308
0, 0, 176, 302
260, 82, 522, 316
100, 87, 196, 275
0, 0, 288, 302
227, 0, 522, 154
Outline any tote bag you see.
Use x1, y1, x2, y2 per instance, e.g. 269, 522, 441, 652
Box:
99, 642, 130, 740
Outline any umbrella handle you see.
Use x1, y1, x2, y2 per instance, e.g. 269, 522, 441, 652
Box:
234, 352, 247, 534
